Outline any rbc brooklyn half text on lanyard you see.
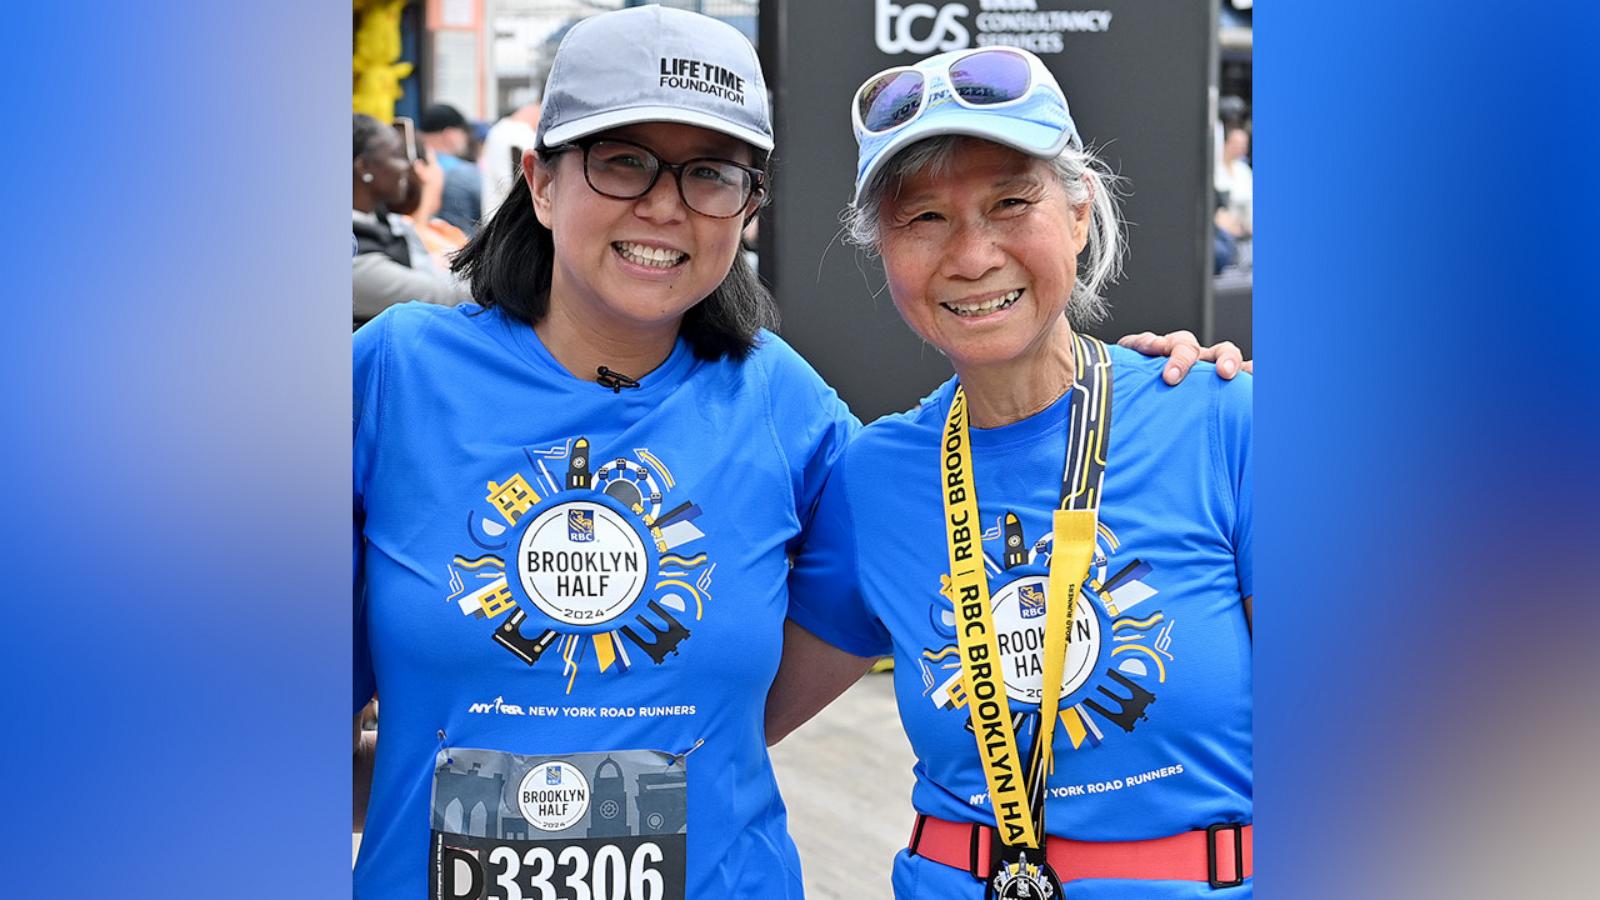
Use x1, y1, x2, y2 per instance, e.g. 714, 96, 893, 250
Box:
940, 334, 1112, 898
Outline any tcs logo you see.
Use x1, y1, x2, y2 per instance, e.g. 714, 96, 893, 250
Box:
876, 0, 972, 54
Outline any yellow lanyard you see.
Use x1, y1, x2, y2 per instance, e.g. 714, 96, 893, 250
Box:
940, 334, 1112, 850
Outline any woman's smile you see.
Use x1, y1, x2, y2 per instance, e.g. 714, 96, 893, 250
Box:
941, 287, 1023, 319
612, 240, 689, 270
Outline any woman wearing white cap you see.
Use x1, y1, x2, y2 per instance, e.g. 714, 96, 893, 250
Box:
355, 8, 840, 895
776, 49, 1253, 897
354, 7, 1241, 898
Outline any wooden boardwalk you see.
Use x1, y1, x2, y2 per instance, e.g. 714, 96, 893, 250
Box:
771, 671, 918, 899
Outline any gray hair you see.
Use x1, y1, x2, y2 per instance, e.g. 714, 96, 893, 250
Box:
842, 136, 1125, 326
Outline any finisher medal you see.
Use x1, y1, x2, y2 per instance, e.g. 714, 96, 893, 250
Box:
991, 850, 1062, 899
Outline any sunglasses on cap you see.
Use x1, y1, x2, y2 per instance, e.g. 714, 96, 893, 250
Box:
852, 48, 1066, 137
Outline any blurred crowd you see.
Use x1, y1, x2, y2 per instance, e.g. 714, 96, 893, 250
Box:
352, 100, 542, 328
353, 95, 761, 329
1213, 95, 1252, 276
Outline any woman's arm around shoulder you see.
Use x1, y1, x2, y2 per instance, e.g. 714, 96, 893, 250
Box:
773, 435, 893, 743
765, 621, 878, 746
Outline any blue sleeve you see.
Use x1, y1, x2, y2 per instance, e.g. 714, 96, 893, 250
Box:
1213, 372, 1253, 598
352, 315, 388, 713
754, 332, 861, 551
786, 451, 894, 658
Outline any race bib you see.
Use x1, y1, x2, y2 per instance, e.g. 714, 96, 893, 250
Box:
430, 748, 687, 900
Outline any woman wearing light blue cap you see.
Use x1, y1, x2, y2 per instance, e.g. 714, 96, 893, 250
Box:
776, 48, 1254, 897
354, 7, 1242, 896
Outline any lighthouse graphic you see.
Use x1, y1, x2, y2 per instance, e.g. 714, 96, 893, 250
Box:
444, 436, 720, 692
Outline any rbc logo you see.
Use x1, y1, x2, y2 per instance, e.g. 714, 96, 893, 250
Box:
546, 764, 563, 785
1018, 583, 1046, 619
567, 509, 595, 543
876, 0, 971, 54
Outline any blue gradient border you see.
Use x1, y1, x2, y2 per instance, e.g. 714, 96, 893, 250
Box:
1256, 3, 1600, 898
1, 3, 350, 898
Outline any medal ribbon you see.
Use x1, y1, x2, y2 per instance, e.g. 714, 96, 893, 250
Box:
942, 334, 1113, 852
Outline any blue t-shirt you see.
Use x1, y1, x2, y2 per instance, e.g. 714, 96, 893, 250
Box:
435, 153, 484, 235
354, 303, 856, 899
789, 347, 1252, 899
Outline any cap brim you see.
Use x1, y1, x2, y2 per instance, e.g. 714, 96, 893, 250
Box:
853, 113, 1076, 205
542, 106, 774, 153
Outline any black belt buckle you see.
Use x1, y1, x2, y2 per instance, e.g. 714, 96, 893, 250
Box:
986, 836, 1062, 899
968, 823, 994, 879
1206, 822, 1245, 889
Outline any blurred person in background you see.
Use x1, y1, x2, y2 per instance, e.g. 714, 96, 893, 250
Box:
419, 103, 485, 236
1214, 193, 1241, 275
352, 113, 470, 327
1218, 126, 1253, 270
478, 96, 540, 221
1213, 97, 1252, 274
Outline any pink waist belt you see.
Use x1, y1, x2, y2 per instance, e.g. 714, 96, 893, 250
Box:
909, 814, 1253, 888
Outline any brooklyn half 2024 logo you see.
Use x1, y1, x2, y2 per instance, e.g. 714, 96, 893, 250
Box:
446, 437, 715, 690
921, 512, 1174, 750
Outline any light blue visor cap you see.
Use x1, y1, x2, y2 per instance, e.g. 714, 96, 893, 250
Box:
852, 58, 1080, 206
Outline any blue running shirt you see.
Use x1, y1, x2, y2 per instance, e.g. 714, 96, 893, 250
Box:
789, 347, 1252, 898
354, 303, 856, 899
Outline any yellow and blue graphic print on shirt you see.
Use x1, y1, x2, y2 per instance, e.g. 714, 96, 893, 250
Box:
920, 511, 1171, 750
444, 435, 717, 691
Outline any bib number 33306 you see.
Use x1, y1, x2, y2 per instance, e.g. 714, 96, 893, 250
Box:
436, 835, 678, 900
430, 747, 687, 900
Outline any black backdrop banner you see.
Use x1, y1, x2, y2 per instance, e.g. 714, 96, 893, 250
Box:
759, 0, 1217, 421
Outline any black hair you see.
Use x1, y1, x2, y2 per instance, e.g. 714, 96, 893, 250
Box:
353, 114, 390, 160
420, 103, 469, 134
450, 146, 778, 362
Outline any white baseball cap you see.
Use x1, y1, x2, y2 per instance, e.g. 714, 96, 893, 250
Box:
536, 6, 773, 153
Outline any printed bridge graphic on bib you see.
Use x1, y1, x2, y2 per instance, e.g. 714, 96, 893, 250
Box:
445, 436, 716, 691
919, 513, 1174, 750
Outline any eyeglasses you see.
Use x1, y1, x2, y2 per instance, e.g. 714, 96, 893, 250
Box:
852, 48, 1046, 136
556, 138, 765, 219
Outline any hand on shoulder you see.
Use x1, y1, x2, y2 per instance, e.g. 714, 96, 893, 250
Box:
1116, 330, 1252, 385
